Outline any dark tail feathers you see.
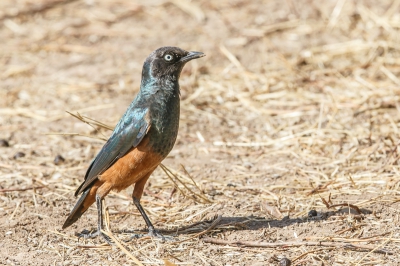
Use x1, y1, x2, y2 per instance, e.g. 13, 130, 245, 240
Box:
62, 189, 94, 229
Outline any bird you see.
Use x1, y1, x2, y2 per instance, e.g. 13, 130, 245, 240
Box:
62, 46, 205, 243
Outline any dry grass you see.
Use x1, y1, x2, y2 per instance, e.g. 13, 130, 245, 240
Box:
1, 0, 400, 265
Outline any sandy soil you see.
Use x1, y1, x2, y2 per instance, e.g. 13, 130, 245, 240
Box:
1, 0, 400, 265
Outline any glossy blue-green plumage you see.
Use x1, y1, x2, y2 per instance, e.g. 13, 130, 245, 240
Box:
63, 46, 204, 232
75, 48, 184, 196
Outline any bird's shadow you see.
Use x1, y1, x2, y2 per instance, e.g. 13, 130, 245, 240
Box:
117, 207, 372, 237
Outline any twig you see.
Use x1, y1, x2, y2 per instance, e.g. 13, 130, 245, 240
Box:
1, 0, 79, 21
66, 111, 114, 131
181, 164, 203, 194
335, 224, 364, 234
320, 195, 363, 215
356, 233, 393, 265
101, 230, 144, 266
159, 164, 188, 198
360, 231, 391, 239
171, 214, 222, 244
0, 186, 44, 193
305, 236, 400, 243
307, 181, 335, 196
139, 215, 221, 235
160, 164, 211, 203
202, 238, 393, 255
292, 247, 335, 263
219, 44, 254, 92
76, 245, 111, 249
45, 132, 107, 141
169, 0, 205, 22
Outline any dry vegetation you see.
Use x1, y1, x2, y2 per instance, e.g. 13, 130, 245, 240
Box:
1, 0, 400, 265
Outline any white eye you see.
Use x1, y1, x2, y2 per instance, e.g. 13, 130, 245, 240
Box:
164, 54, 174, 61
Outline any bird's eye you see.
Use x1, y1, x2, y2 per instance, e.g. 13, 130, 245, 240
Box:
164, 54, 174, 62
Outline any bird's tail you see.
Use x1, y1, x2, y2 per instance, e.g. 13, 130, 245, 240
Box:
62, 180, 101, 229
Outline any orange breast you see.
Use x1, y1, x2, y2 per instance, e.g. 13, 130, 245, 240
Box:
98, 136, 164, 192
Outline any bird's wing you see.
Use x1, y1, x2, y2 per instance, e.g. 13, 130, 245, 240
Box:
75, 107, 151, 196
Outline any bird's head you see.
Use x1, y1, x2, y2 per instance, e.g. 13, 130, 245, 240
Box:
141, 46, 205, 83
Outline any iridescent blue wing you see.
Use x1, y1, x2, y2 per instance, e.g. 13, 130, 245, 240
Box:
75, 107, 150, 196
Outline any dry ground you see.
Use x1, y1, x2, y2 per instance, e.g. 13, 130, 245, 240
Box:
1, 0, 400, 265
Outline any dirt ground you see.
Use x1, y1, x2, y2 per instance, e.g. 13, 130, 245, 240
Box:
1, 0, 400, 265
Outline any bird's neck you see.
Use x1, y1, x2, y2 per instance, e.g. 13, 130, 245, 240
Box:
140, 75, 180, 100
140, 78, 181, 157
138, 74, 180, 120
140, 61, 180, 96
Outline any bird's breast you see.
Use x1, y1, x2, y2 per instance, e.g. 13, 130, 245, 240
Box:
98, 135, 164, 191
148, 92, 180, 158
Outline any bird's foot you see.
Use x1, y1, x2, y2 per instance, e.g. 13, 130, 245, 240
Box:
76, 229, 113, 245
148, 227, 174, 241
125, 227, 174, 242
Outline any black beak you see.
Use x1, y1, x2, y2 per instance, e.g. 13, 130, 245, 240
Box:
180, 51, 205, 63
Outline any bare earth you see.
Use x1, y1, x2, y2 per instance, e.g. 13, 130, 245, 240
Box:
1, 0, 400, 265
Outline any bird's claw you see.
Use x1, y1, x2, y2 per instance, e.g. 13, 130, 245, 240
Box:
76, 229, 113, 245
125, 227, 174, 242
148, 227, 166, 240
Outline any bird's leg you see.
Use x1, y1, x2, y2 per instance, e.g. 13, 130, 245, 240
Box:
128, 196, 172, 241
126, 173, 173, 241
78, 195, 113, 245
132, 197, 162, 238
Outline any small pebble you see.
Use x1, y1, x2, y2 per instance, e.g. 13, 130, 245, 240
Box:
52, 172, 62, 179
13, 152, 25, 159
308, 209, 318, 217
0, 139, 9, 147
54, 154, 65, 165
280, 257, 291, 266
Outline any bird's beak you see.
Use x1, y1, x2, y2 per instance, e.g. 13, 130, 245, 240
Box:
180, 51, 205, 63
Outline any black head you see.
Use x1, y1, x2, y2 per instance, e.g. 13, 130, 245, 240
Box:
142, 46, 205, 83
